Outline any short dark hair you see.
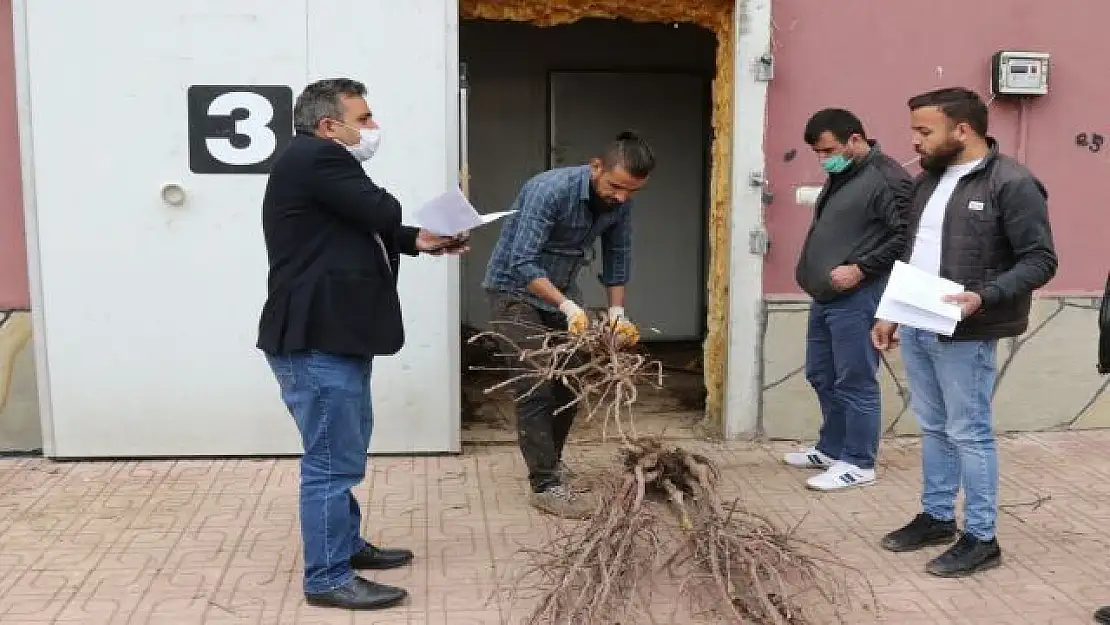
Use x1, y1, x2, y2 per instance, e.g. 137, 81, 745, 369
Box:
803, 108, 867, 145
600, 131, 655, 178
294, 78, 367, 132
907, 87, 989, 137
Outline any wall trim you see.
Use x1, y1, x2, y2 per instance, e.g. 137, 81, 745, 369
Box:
724, 0, 771, 438
10, 0, 53, 455
444, 0, 462, 453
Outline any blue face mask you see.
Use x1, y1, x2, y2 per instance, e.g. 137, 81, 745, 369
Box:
821, 153, 852, 174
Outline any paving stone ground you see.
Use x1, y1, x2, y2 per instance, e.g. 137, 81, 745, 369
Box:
0, 430, 1108, 624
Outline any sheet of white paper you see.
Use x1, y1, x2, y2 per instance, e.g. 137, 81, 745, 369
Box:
478, 210, 517, 225
875, 261, 965, 336
414, 187, 515, 236
876, 299, 959, 335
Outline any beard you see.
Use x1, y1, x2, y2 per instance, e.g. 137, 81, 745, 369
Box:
918, 139, 964, 174
588, 180, 619, 212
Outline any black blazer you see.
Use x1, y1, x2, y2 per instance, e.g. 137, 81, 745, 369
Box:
256, 133, 420, 358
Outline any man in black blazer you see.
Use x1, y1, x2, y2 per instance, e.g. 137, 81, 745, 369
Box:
257, 77, 465, 611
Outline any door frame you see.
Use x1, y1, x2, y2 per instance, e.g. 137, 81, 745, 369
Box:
725, 0, 772, 438
545, 68, 713, 341
11, 0, 55, 455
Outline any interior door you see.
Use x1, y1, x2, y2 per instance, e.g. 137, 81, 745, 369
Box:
549, 71, 707, 340
23, 0, 460, 456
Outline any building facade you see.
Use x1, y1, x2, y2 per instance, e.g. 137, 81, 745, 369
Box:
0, 0, 1104, 455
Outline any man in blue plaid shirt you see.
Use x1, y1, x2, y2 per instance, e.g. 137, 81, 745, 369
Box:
482, 131, 655, 518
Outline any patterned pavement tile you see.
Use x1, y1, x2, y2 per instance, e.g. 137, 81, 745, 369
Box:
2, 431, 1110, 623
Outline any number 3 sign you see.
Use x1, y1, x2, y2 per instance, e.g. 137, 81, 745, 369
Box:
187, 85, 294, 174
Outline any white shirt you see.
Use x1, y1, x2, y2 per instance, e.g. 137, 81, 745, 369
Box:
908, 159, 982, 276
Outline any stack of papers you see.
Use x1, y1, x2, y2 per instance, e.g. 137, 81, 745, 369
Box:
875, 261, 965, 336
414, 186, 515, 237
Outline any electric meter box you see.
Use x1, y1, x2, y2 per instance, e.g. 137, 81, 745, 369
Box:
991, 50, 1050, 96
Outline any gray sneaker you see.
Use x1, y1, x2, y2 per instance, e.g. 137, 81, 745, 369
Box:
557, 461, 591, 493
528, 485, 593, 519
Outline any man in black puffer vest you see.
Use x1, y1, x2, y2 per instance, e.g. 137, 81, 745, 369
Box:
872, 87, 1057, 578
784, 108, 911, 494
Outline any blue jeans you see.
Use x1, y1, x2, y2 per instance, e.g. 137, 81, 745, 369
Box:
805, 278, 884, 469
899, 327, 999, 541
267, 351, 374, 594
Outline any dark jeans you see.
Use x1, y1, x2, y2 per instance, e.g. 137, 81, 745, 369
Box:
489, 293, 576, 493
805, 277, 885, 470
266, 350, 374, 594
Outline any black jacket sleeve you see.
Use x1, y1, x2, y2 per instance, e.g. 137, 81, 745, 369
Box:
394, 225, 420, 257
976, 176, 1058, 309
309, 143, 403, 234
1099, 272, 1110, 374
855, 173, 911, 278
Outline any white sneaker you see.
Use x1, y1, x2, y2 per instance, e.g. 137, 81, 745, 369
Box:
783, 446, 834, 469
806, 461, 876, 491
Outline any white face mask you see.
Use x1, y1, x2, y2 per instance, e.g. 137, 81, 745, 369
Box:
343, 127, 382, 162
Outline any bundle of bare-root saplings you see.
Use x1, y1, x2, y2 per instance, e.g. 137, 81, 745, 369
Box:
469, 318, 870, 624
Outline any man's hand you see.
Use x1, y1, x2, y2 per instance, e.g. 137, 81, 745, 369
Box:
607, 306, 640, 348
943, 291, 982, 319
415, 229, 470, 256
871, 320, 899, 351
559, 300, 589, 336
830, 264, 864, 291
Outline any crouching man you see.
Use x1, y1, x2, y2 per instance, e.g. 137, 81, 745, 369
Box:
481, 131, 654, 518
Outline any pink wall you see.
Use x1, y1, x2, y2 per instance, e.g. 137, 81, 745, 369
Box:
0, 0, 27, 309
763, 0, 1108, 296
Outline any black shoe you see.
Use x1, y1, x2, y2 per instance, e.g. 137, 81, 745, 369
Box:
305, 576, 407, 610
1094, 606, 1110, 624
881, 513, 958, 553
925, 532, 1002, 578
350, 544, 414, 570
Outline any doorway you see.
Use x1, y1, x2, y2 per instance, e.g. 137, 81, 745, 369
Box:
549, 70, 708, 341
457, 12, 729, 442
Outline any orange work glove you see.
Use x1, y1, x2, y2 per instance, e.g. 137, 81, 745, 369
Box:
607, 306, 640, 347
559, 300, 589, 336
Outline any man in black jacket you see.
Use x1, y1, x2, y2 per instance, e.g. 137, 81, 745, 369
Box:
872, 87, 1057, 578
257, 78, 465, 610
785, 109, 911, 492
